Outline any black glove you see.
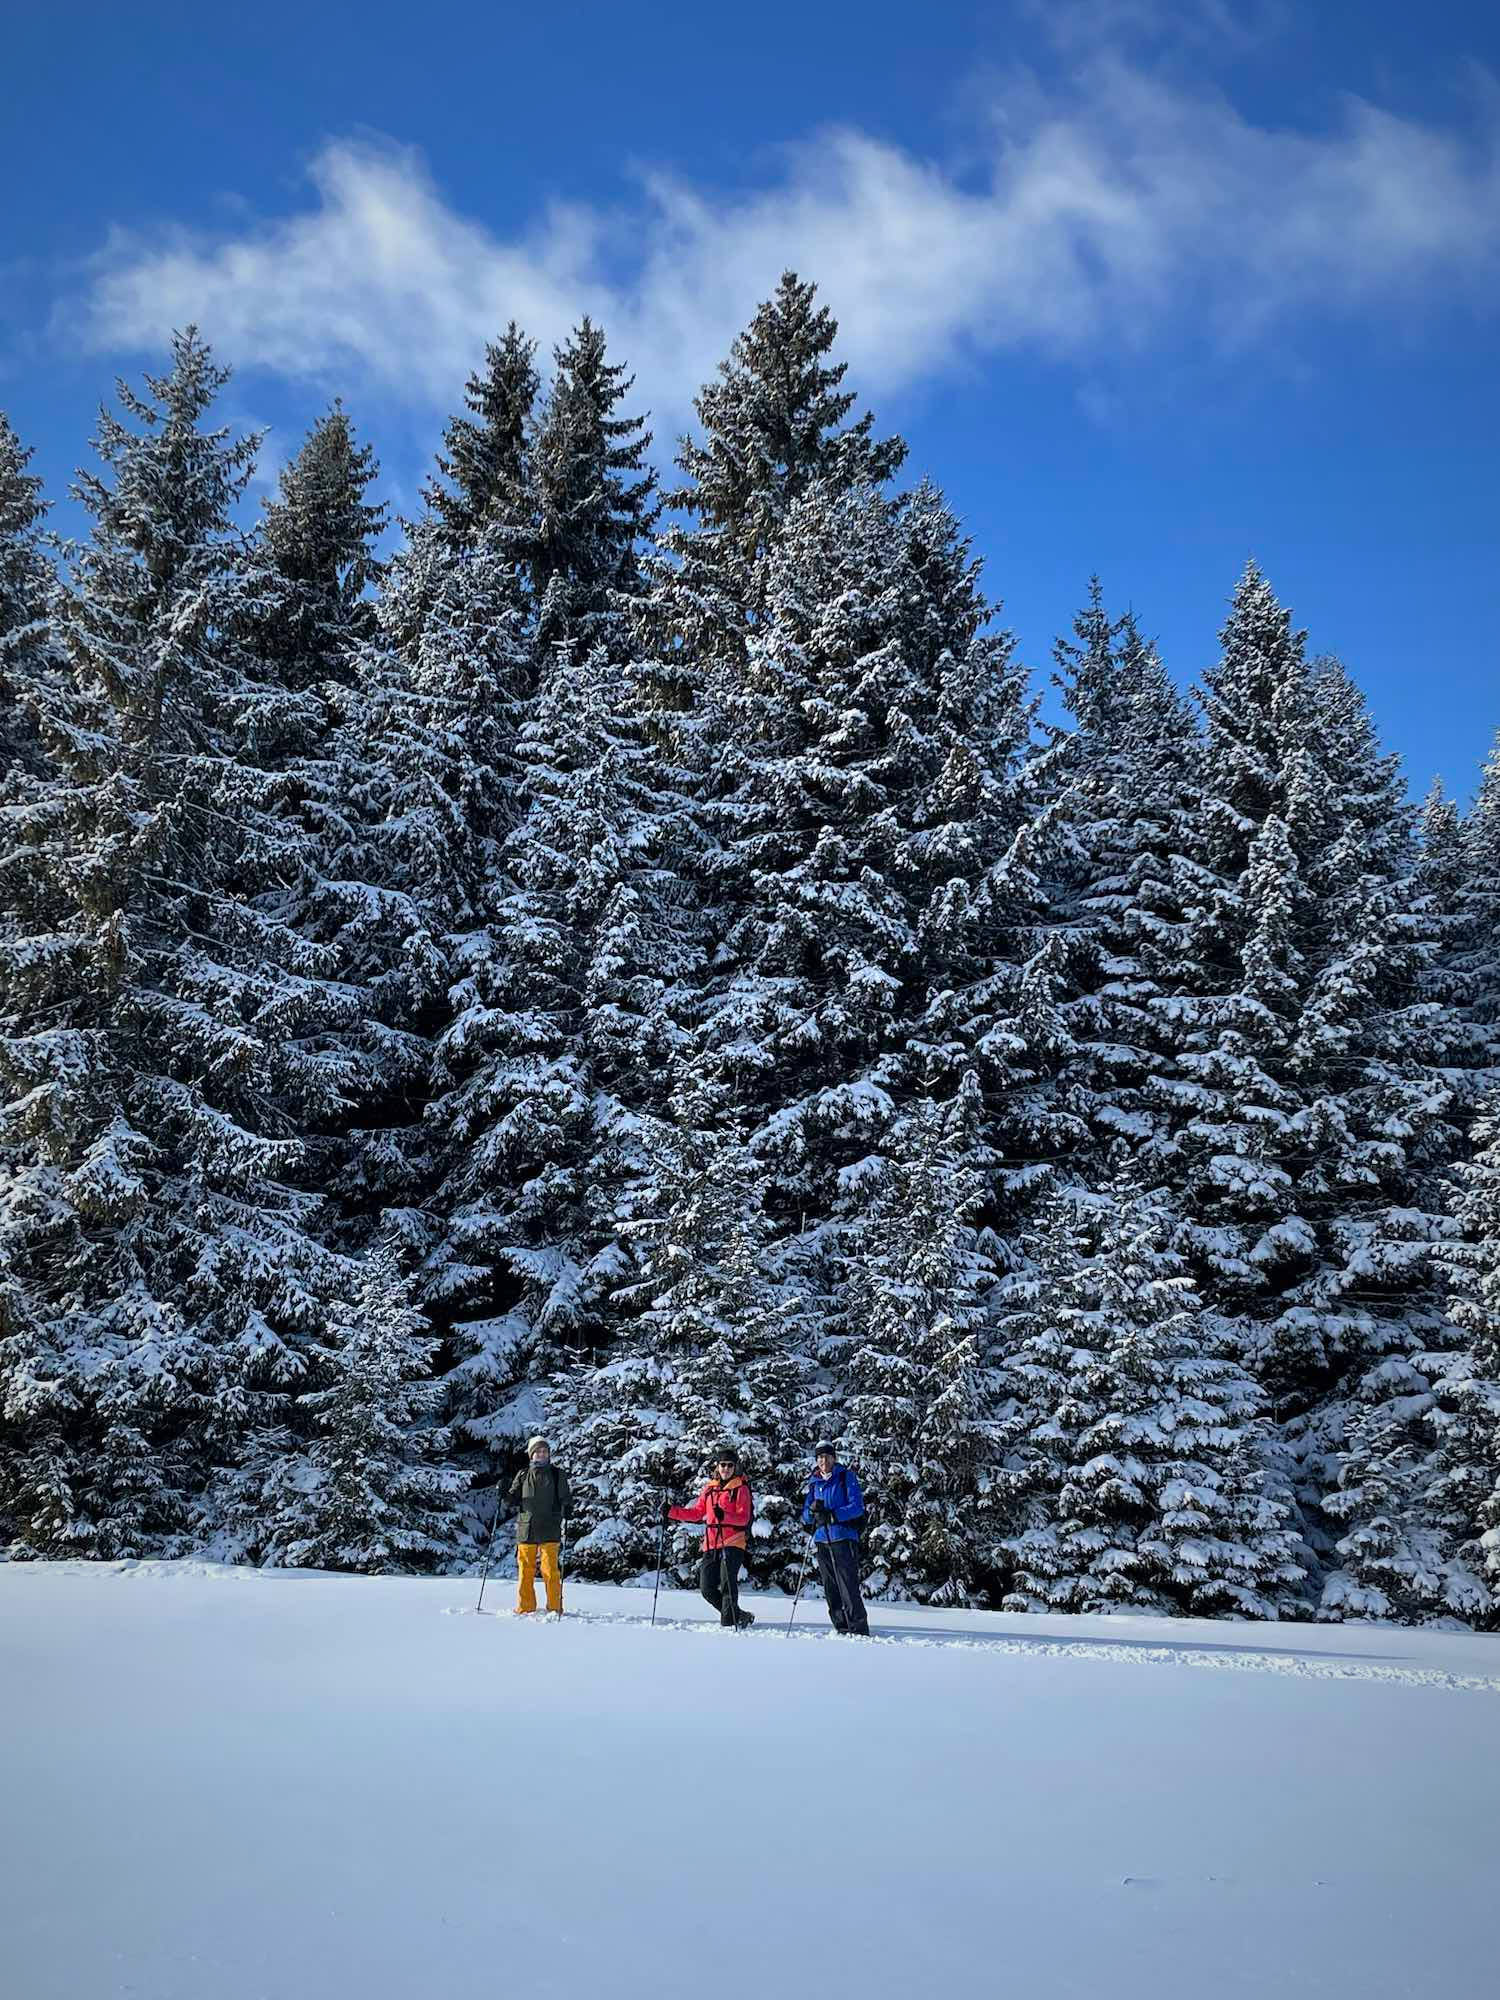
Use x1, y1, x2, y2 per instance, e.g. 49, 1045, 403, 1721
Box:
812, 1502, 833, 1529
662, 1502, 675, 1525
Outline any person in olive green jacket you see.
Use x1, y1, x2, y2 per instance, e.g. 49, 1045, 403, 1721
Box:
509, 1437, 572, 1615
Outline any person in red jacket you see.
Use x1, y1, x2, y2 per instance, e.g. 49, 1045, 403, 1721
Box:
668, 1446, 755, 1630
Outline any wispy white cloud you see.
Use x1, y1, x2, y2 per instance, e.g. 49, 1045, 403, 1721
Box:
1016, 0, 1291, 57
71, 53, 1500, 432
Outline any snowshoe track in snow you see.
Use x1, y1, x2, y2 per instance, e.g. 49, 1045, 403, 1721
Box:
444, 1599, 1500, 1694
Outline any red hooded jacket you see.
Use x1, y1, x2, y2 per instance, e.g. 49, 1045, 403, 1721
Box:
670, 1474, 752, 1551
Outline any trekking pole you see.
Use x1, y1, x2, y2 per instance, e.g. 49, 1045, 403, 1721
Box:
786, 1532, 814, 1635
710, 1497, 743, 1630
650, 1474, 669, 1628
475, 1477, 505, 1615
719, 1540, 739, 1631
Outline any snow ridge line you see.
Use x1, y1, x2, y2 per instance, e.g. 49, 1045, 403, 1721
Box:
450, 1605, 1500, 1694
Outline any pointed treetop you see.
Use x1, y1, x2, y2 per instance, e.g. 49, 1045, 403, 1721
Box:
1194, 560, 1312, 835
0, 411, 47, 543
671, 271, 906, 563
1115, 610, 1194, 742
0, 410, 56, 782
1215, 558, 1308, 683
73, 326, 260, 576
1419, 774, 1456, 828
1472, 731, 1500, 827
259, 400, 386, 599
1053, 574, 1123, 738
1414, 776, 1463, 884
425, 322, 539, 544
532, 315, 656, 628
1222, 556, 1297, 644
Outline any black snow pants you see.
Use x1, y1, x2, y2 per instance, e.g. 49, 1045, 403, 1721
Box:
699, 1547, 747, 1627
816, 1538, 869, 1635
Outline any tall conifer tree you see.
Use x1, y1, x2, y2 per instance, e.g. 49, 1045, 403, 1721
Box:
419, 320, 668, 1458
842, 1086, 999, 1604
0, 414, 59, 790
255, 1235, 460, 1573
0, 333, 359, 1553
552, 1067, 816, 1586
993, 1182, 1304, 1617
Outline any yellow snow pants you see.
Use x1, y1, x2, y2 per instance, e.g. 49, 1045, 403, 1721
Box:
516, 1541, 562, 1614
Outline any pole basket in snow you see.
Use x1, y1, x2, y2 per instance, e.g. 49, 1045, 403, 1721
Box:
786, 1538, 814, 1635
475, 1483, 504, 1615
650, 1474, 668, 1627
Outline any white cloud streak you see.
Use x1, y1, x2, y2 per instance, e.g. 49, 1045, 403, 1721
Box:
72, 55, 1500, 430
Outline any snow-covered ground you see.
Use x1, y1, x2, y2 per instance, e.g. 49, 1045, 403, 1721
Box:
4, 1563, 1497, 1999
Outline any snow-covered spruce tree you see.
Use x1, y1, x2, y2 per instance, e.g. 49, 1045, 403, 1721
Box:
1030, 581, 1204, 1164
255, 1237, 461, 1574
633, 267, 907, 870
840, 1083, 999, 1605
231, 401, 412, 1195
352, 321, 538, 958
1321, 1079, 1500, 1627
330, 511, 534, 1324
185, 402, 408, 1545
1140, 562, 1322, 1326
1126, 564, 1473, 1616
0, 412, 60, 791
273, 329, 545, 1536
424, 323, 539, 551
530, 316, 656, 652
651, 470, 1068, 1543
423, 320, 667, 1457
0, 332, 360, 1556
1406, 776, 1495, 1093
1425, 1101, 1500, 1624
1439, 738, 1500, 1057
1410, 780, 1472, 1016
612, 288, 918, 1439
550, 1066, 818, 1588
1274, 662, 1483, 1618
0, 413, 63, 1335
992, 1182, 1305, 1618
640, 270, 906, 692
629, 280, 929, 1294
689, 475, 1057, 1245
430, 644, 669, 1450
244, 400, 384, 694
1289, 662, 1491, 1617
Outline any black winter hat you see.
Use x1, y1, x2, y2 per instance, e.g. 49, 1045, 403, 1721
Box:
711, 1443, 740, 1468
814, 1440, 838, 1458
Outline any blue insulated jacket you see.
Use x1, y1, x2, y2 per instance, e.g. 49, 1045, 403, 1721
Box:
803, 1463, 864, 1543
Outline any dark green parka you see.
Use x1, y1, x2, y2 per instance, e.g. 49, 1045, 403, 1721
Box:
509, 1463, 571, 1544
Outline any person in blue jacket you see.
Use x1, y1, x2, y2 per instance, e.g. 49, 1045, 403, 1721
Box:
803, 1441, 870, 1636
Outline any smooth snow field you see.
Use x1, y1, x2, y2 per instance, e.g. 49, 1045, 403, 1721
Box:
4, 1564, 1498, 2000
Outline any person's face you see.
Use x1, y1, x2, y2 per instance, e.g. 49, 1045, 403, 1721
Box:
532, 1447, 550, 1466
715, 1459, 735, 1481
816, 1452, 835, 1476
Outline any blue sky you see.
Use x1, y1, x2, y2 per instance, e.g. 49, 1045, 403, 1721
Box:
4, 0, 1497, 797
